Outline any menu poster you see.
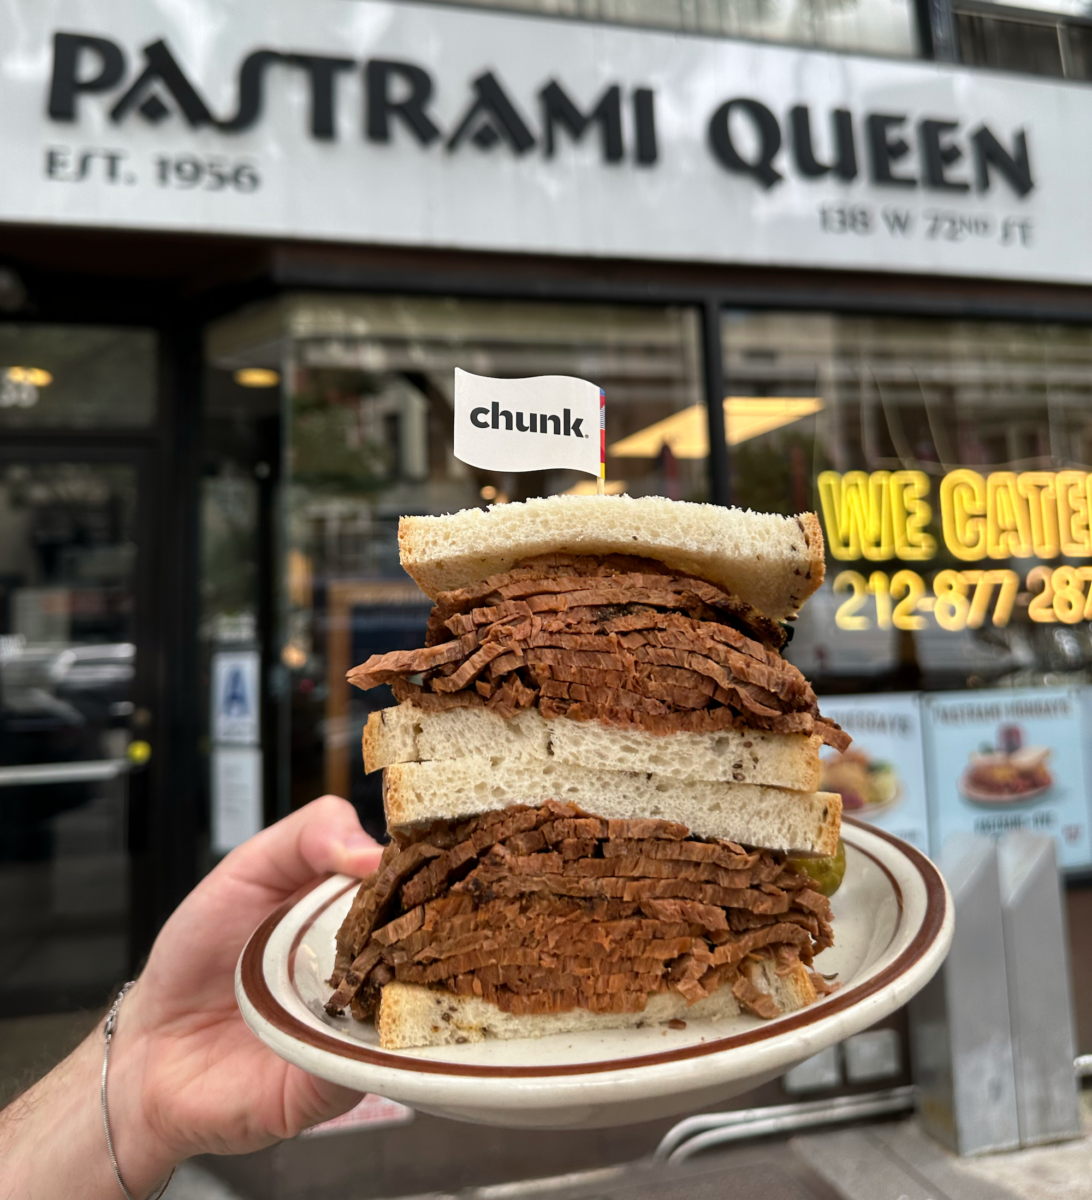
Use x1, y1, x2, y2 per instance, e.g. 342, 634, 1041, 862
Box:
922, 687, 1092, 870
815, 693, 931, 853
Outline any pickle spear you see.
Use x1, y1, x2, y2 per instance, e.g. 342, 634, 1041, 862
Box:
786, 838, 846, 898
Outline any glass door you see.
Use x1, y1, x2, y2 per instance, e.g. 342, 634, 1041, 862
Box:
0, 451, 151, 1017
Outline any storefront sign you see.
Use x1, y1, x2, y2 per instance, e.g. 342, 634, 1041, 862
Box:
1, 1, 1090, 281
813, 693, 931, 853
922, 687, 1092, 870
819, 469, 1092, 563
819, 468, 1092, 634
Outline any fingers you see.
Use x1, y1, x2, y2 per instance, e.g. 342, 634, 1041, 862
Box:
301, 796, 385, 879
225, 795, 384, 896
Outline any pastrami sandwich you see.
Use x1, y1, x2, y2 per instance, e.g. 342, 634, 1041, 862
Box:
326, 495, 849, 1048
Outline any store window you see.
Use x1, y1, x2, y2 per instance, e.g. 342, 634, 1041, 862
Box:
721, 311, 1092, 691
721, 310, 1092, 866
200, 331, 280, 860
206, 295, 705, 838
956, 10, 1066, 75
952, 1, 1092, 79
0, 325, 157, 430
409, 0, 919, 57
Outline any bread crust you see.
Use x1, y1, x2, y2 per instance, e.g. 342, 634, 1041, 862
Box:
375, 955, 818, 1049
797, 511, 827, 592
363, 703, 822, 793
382, 757, 841, 856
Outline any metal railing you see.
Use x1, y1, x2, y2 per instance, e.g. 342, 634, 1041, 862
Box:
0, 760, 128, 786
656, 1050, 1092, 1165
653, 1087, 915, 1165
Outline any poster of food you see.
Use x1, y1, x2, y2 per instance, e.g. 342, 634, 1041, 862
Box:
922, 687, 1092, 870
814, 693, 931, 854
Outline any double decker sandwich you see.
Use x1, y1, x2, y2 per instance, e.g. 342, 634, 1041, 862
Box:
325, 494, 849, 1048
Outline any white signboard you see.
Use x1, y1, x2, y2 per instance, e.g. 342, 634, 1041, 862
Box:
211, 649, 260, 745
814, 692, 931, 854
922, 687, 1092, 871
211, 744, 263, 853
0, 1, 1084, 282
453, 369, 602, 477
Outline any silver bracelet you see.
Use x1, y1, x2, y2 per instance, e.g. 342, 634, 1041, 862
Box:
102, 981, 175, 1200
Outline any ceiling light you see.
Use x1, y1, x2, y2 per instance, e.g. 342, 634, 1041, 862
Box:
0, 366, 51, 409
608, 397, 823, 458
724, 397, 824, 445
6, 367, 52, 387
234, 367, 281, 388
281, 643, 307, 669
562, 480, 627, 496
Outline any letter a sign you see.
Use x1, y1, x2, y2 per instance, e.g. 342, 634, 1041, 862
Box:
453, 368, 604, 479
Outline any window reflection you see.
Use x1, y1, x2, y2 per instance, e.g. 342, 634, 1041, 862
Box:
721, 311, 1092, 694
207, 295, 705, 836
0, 326, 156, 430
415, 0, 918, 57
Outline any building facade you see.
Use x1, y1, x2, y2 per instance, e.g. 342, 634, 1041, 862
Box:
2, 0, 1092, 1084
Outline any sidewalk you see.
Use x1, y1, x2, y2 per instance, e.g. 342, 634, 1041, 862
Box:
179, 1091, 1092, 1200
795, 1090, 1092, 1200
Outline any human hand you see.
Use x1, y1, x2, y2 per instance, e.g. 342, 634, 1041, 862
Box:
107, 795, 383, 1185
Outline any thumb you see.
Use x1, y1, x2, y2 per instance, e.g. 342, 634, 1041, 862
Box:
225, 795, 384, 897
303, 795, 385, 879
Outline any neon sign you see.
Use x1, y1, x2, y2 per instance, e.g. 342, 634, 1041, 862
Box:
817, 470, 935, 561
818, 469, 1092, 563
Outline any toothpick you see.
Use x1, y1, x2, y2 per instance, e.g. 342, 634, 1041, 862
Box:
598, 388, 606, 495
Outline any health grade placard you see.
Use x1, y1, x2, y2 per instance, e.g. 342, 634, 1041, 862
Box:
923, 686, 1092, 869
814, 693, 930, 853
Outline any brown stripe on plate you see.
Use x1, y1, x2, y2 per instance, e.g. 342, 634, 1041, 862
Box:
239, 818, 938, 1078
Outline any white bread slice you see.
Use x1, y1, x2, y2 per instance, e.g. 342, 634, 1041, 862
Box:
383, 757, 841, 856
363, 702, 822, 793
376, 954, 817, 1049
363, 705, 547, 774
398, 494, 825, 621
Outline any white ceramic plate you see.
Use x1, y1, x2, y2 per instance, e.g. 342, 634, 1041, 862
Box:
237, 818, 952, 1129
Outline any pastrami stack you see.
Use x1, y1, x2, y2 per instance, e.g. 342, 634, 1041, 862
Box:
326, 494, 847, 1048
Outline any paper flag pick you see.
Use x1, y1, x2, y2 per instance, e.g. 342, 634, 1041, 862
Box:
453, 368, 603, 479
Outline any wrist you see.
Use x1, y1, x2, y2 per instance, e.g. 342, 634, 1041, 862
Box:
102, 982, 182, 1197
0, 990, 179, 1200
